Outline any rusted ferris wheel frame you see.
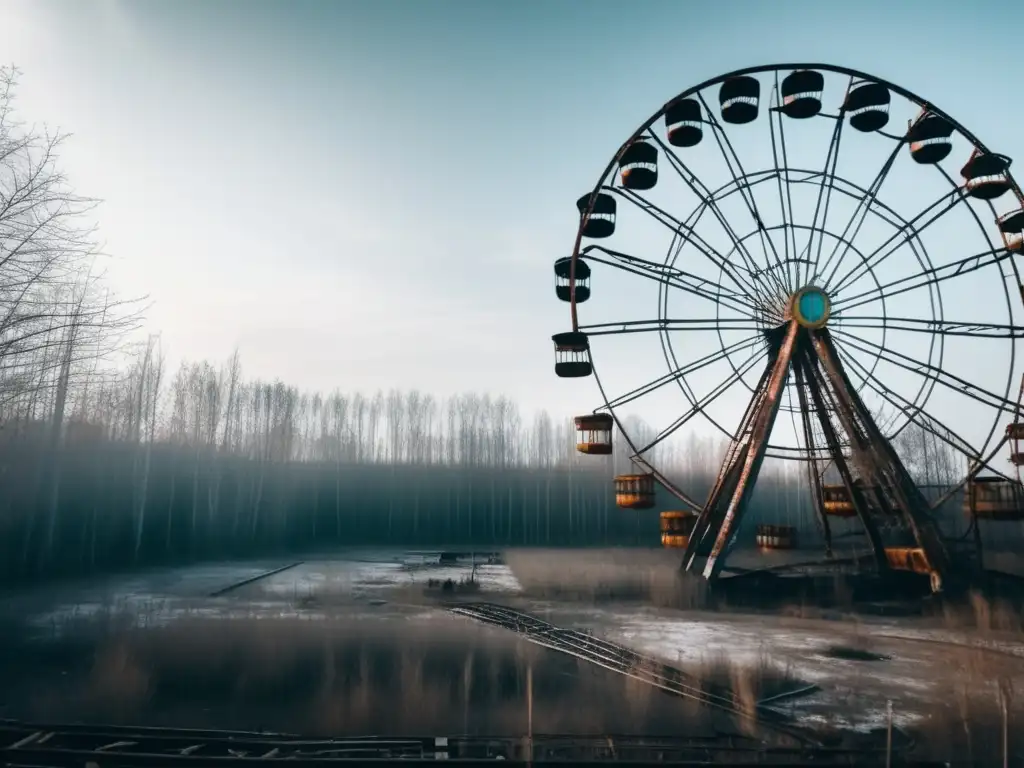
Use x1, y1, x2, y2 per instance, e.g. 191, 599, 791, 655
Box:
563, 62, 1024, 508
554, 63, 1024, 589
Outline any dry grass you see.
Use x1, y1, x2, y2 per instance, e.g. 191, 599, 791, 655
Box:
934, 589, 1024, 633
505, 547, 708, 607
503, 547, 1024, 761
904, 644, 1020, 763
508, 547, 1024, 624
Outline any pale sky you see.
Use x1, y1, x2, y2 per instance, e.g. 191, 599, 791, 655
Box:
1, 0, 1022, 462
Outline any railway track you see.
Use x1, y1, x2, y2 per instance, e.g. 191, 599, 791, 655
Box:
207, 562, 304, 597
447, 601, 822, 747
0, 720, 937, 766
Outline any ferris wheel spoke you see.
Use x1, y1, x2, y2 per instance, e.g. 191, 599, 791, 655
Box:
781, 366, 810, 459
633, 346, 769, 457
835, 315, 1024, 339
789, 169, 934, 287
831, 245, 1013, 313
644, 131, 789, 298
826, 188, 966, 296
580, 318, 763, 336
603, 334, 764, 411
581, 245, 761, 318
788, 168, 902, 233
813, 139, 905, 285
696, 93, 791, 296
835, 343, 979, 458
791, 362, 834, 550
608, 187, 781, 306
803, 95, 847, 291
831, 328, 1018, 413
789, 171, 936, 308
767, 72, 804, 289
932, 161, 1023, 302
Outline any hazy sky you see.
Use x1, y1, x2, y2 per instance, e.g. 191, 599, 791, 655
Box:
1, 0, 1022, 450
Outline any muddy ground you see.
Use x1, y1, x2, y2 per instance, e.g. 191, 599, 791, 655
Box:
1, 547, 1023, 762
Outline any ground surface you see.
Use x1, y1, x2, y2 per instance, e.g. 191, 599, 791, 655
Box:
2, 547, 1023, 761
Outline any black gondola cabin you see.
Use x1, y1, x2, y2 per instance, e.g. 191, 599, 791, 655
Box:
576, 193, 616, 239
998, 208, 1024, 251
843, 80, 890, 132
619, 140, 658, 191
719, 76, 760, 125
554, 257, 591, 303
552, 331, 591, 378
615, 473, 655, 509
574, 413, 613, 455
906, 112, 953, 165
960, 150, 1013, 201
779, 70, 824, 119
664, 98, 703, 147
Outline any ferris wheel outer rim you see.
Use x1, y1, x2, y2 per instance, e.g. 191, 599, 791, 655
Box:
564, 62, 1023, 502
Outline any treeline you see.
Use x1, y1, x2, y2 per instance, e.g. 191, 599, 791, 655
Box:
0, 337, 988, 584
0, 337, 748, 582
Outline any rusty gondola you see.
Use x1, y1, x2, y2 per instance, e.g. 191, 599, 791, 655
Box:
755, 524, 797, 551
574, 413, 613, 455
963, 475, 1024, 521
614, 473, 656, 510
822, 484, 856, 518
660, 510, 697, 548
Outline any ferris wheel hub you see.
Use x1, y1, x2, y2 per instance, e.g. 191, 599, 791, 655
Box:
789, 285, 831, 329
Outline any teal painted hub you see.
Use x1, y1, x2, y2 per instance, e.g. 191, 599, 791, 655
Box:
799, 289, 827, 324
791, 286, 831, 328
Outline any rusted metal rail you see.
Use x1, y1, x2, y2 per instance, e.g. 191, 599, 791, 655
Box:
447, 601, 818, 746
0, 720, 939, 766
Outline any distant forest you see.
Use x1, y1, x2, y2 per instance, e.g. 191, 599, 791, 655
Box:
0, 65, 1006, 586
0, 337, 975, 585
0, 330, 786, 579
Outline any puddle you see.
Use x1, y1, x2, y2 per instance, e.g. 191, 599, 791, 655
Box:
822, 645, 891, 662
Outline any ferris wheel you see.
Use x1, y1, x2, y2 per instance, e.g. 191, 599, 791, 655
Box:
551, 63, 1024, 593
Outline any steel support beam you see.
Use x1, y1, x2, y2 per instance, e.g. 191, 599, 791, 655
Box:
682, 343, 778, 570
681, 322, 798, 581
811, 329, 952, 589
792, 360, 832, 557
796, 344, 888, 573
684, 323, 956, 591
